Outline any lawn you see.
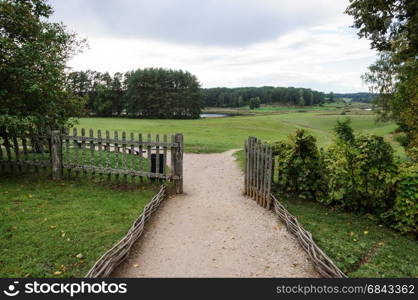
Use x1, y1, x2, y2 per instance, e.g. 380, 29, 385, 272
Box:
279, 197, 418, 278
76, 111, 405, 157
0, 174, 158, 277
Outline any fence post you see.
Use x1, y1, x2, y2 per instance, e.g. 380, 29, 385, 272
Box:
51, 130, 63, 180
173, 133, 183, 194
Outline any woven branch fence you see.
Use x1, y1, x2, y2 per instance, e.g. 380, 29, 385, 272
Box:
86, 185, 168, 278
245, 136, 347, 278
271, 194, 347, 278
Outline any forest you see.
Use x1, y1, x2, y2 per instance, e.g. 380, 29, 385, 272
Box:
202, 86, 328, 107
67, 68, 202, 119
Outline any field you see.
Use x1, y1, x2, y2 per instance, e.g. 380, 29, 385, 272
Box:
0, 174, 158, 277
76, 108, 405, 158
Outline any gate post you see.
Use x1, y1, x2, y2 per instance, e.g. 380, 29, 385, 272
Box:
173, 133, 183, 194
51, 130, 63, 180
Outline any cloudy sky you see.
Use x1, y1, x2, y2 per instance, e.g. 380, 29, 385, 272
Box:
50, 0, 377, 93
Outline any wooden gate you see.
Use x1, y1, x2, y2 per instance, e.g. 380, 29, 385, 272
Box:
244, 137, 274, 209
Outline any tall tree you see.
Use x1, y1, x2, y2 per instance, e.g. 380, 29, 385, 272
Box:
346, 0, 418, 158
0, 0, 85, 132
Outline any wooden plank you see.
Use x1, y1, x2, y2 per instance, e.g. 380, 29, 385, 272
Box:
156, 134, 160, 177
244, 140, 248, 195
64, 128, 70, 176
170, 135, 175, 178
106, 130, 111, 180
122, 131, 127, 182
12, 135, 21, 172
138, 133, 143, 182
62, 163, 172, 179
51, 130, 62, 180
266, 146, 273, 209
73, 128, 79, 176
97, 130, 103, 179
248, 138, 254, 198
130, 132, 135, 183
163, 134, 167, 176
81, 128, 87, 175
147, 134, 151, 172
89, 129, 95, 177
114, 131, 119, 181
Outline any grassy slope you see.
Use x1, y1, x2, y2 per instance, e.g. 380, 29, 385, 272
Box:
76, 112, 404, 157
280, 198, 418, 278
0, 175, 158, 277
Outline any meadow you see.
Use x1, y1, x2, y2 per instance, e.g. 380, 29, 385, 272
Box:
76, 108, 405, 158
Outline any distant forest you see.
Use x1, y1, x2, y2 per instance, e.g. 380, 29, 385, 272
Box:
334, 92, 376, 103
67, 69, 375, 118
202, 87, 327, 107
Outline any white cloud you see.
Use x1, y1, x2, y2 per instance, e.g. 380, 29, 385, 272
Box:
51, 0, 377, 92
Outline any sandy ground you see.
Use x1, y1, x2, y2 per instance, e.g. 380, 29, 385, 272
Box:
113, 150, 318, 277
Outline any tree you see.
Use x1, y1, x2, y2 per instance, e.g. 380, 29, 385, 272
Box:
0, 0, 85, 132
249, 97, 261, 109
346, 0, 418, 158
125, 68, 202, 119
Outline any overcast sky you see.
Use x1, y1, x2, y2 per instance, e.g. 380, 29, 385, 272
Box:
50, 0, 377, 93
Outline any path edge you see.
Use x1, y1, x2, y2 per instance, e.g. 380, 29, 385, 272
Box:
85, 185, 169, 278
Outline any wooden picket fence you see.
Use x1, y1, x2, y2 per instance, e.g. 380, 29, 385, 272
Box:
0, 130, 51, 174
0, 129, 183, 193
244, 137, 274, 209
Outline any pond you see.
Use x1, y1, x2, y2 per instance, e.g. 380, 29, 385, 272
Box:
200, 113, 229, 118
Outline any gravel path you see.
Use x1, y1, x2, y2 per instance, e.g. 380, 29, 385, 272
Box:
113, 150, 318, 277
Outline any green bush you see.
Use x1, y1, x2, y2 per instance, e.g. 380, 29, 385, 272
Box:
382, 163, 418, 236
274, 129, 327, 200
326, 133, 398, 214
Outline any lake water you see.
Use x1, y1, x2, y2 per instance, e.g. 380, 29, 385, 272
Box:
200, 113, 228, 118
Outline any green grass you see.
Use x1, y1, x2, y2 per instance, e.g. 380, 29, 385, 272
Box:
76, 111, 405, 157
279, 197, 418, 277
0, 174, 158, 277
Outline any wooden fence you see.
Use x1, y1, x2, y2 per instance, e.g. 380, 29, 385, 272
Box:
0, 129, 183, 193
244, 137, 274, 209
244, 136, 347, 278
0, 130, 51, 174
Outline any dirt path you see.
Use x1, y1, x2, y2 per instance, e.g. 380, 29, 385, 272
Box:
113, 150, 318, 277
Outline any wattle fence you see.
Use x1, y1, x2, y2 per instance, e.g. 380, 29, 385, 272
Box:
0, 129, 183, 193
244, 136, 347, 278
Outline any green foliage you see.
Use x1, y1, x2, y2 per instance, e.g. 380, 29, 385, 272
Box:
274, 129, 327, 200
0, 0, 86, 131
334, 118, 355, 143
248, 97, 261, 109
325, 134, 398, 214
346, 0, 418, 158
382, 163, 418, 236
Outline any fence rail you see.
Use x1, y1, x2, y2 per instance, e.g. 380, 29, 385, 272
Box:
0, 129, 183, 192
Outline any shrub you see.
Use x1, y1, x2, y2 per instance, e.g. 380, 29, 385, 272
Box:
382, 163, 418, 236
325, 134, 398, 214
274, 129, 327, 200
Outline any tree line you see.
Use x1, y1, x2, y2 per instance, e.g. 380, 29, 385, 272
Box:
67, 68, 202, 119
202, 86, 329, 108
